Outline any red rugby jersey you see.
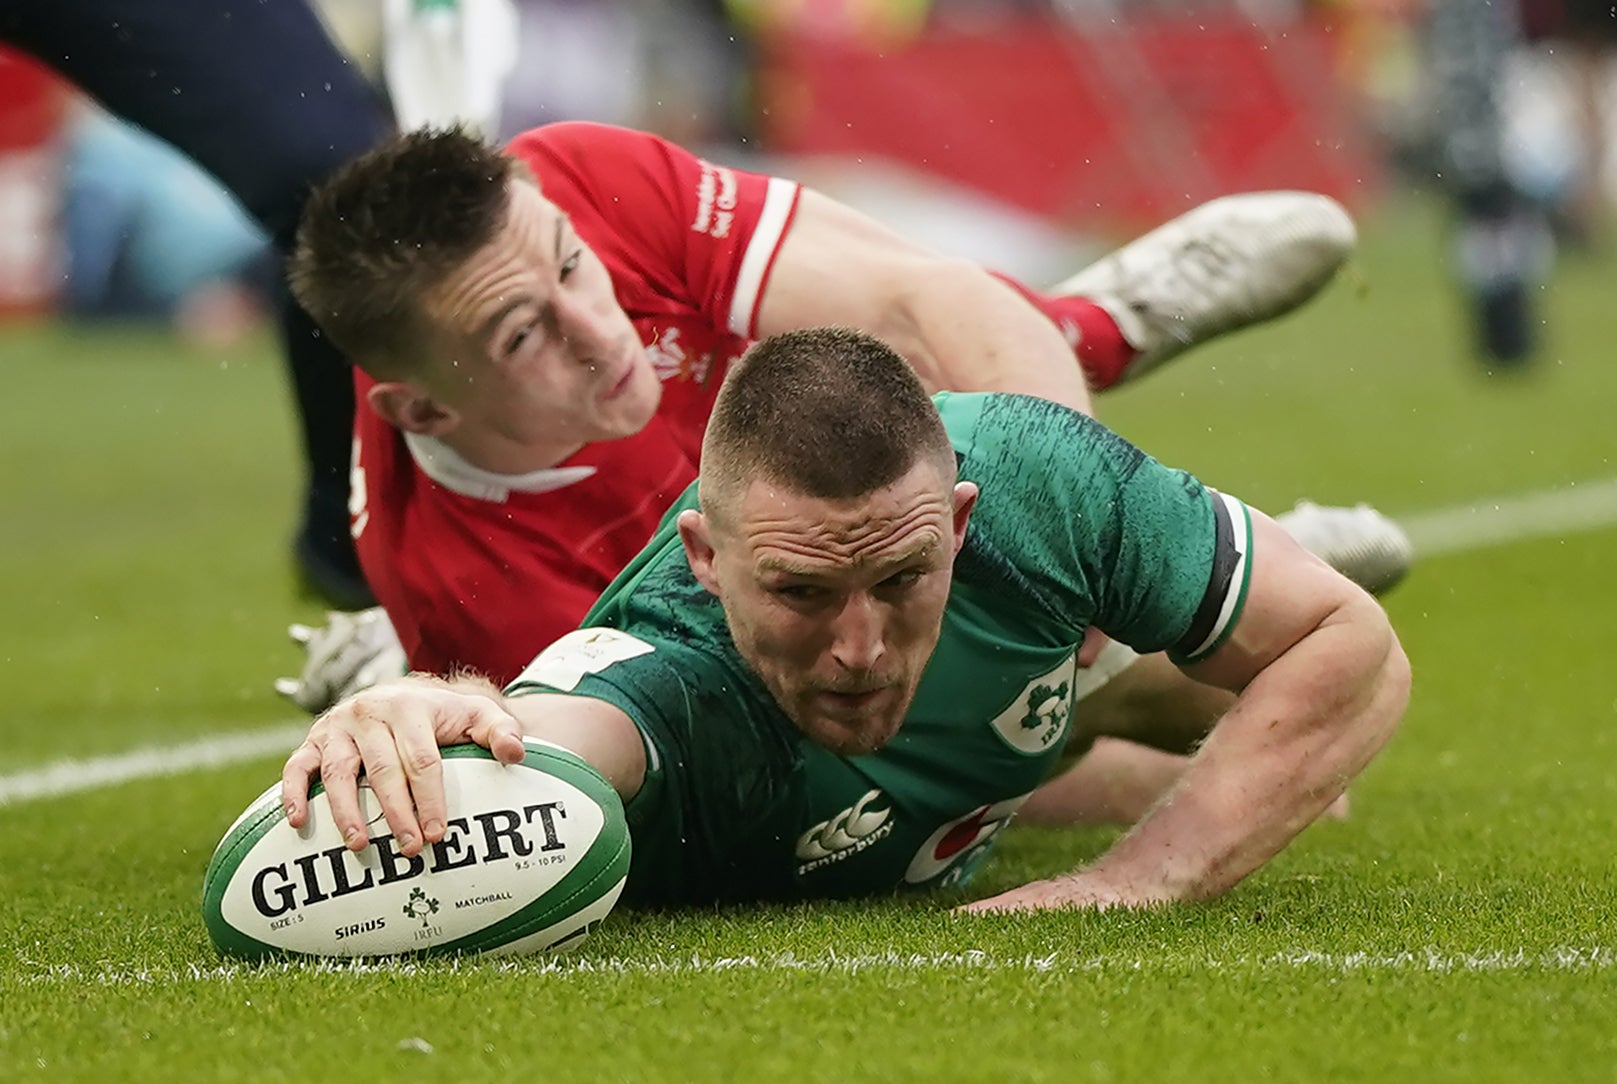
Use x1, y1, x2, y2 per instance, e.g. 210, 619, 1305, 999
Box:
352, 122, 801, 681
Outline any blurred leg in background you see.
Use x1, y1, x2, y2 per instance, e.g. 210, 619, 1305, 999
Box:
59, 105, 277, 348
1427, 0, 1553, 368
0, 0, 394, 609
1521, 0, 1616, 247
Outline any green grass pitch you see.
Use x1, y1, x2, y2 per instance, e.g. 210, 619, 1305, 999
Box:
2, 197, 1614, 1081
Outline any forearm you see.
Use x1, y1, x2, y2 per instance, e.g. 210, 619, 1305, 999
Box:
1074, 607, 1409, 904
878, 260, 1095, 416
756, 189, 1093, 412
1019, 738, 1192, 826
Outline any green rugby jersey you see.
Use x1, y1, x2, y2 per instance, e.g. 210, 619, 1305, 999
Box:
507, 392, 1253, 906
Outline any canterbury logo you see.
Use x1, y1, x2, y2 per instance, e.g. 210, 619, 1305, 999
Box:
796, 789, 891, 863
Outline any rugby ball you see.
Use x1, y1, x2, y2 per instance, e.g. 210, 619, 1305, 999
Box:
202, 741, 630, 959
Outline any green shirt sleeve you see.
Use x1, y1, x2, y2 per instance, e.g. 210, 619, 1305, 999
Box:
937, 392, 1252, 660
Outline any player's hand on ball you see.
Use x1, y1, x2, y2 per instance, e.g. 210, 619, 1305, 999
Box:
280, 677, 528, 858
273, 606, 408, 715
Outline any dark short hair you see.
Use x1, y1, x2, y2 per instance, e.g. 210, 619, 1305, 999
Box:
700, 327, 956, 524
289, 126, 521, 378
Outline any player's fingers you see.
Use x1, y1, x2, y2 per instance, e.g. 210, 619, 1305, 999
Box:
489, 725, 528, 765
953, 883, 1057, 914
280, 738, 323, 827
288, 623, 315, 646
395, 725, 447, 846
350, 709, 428, 857
463, 700, 528, 765
316, 728, 371, 850
955, 878, 1119, 915
954, 895, 1010, 915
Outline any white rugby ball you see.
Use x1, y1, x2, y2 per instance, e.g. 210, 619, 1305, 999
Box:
202, 741, 630, 959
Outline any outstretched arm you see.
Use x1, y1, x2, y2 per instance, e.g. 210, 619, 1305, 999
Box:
963, 511, 1409, 912
757, 188, 1095, 416
281, 673, 646, 859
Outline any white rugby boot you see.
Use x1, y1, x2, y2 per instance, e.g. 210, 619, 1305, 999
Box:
1275, 501, 1414, 597
1053, 192, 1357, 386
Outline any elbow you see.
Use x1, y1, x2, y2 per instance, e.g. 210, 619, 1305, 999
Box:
1376, 624, 1413, 745
1345, 595, 1412, 760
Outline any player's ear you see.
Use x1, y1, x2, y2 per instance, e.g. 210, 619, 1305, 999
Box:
677, 509, 721, 595
950, 481, 979, 556
366, 381, 458, 436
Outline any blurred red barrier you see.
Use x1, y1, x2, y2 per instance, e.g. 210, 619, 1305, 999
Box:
756, 13, 1381, 229
0, 46, 66, 317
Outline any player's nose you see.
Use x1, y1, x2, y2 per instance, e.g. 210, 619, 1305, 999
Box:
555, 291, 622, 362
828, 592, 886, 674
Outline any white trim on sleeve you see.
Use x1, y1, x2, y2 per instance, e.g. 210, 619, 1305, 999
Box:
1182, 491, 1254, 661
727, 177, 799, 338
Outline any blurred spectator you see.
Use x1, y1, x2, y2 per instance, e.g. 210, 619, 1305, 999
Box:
498, 0, 645, 132
1, 0, 394, 610
383, 0, 519, 135
60, 103, 273, 347
1427, 0, 1553, 366
639, 0, 755, 145
498, 0, 750, 146
1519, 0, 1615, 245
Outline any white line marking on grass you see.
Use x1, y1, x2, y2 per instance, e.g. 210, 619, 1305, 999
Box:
0, 724, 307, 808
6, 476, 1617, 810
1401, 475, 1617, 558
20, 948, 1616, 985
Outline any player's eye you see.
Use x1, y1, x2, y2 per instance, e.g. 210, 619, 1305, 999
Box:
559, 250, 583, 280
879, 568, 924, 591
773, 583, 826, 602
503, 326, 534, 356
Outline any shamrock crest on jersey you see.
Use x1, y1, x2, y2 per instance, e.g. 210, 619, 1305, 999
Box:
1020, 681, 1071, 734
989, 656, 1078, 755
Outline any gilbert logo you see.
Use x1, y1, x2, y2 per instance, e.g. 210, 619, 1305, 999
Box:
796, 789, 893, 874
989, 655, 1078, 755
248, 802, 569, 919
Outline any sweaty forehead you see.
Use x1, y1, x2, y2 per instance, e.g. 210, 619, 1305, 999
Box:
734, 470, 953, 571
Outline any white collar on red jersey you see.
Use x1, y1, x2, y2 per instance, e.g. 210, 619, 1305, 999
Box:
403, 432, 598, 501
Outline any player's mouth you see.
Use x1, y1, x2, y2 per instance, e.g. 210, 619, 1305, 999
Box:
594, 348, 643, 401
600, 363, 635, 401
814, 686, 890, 714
